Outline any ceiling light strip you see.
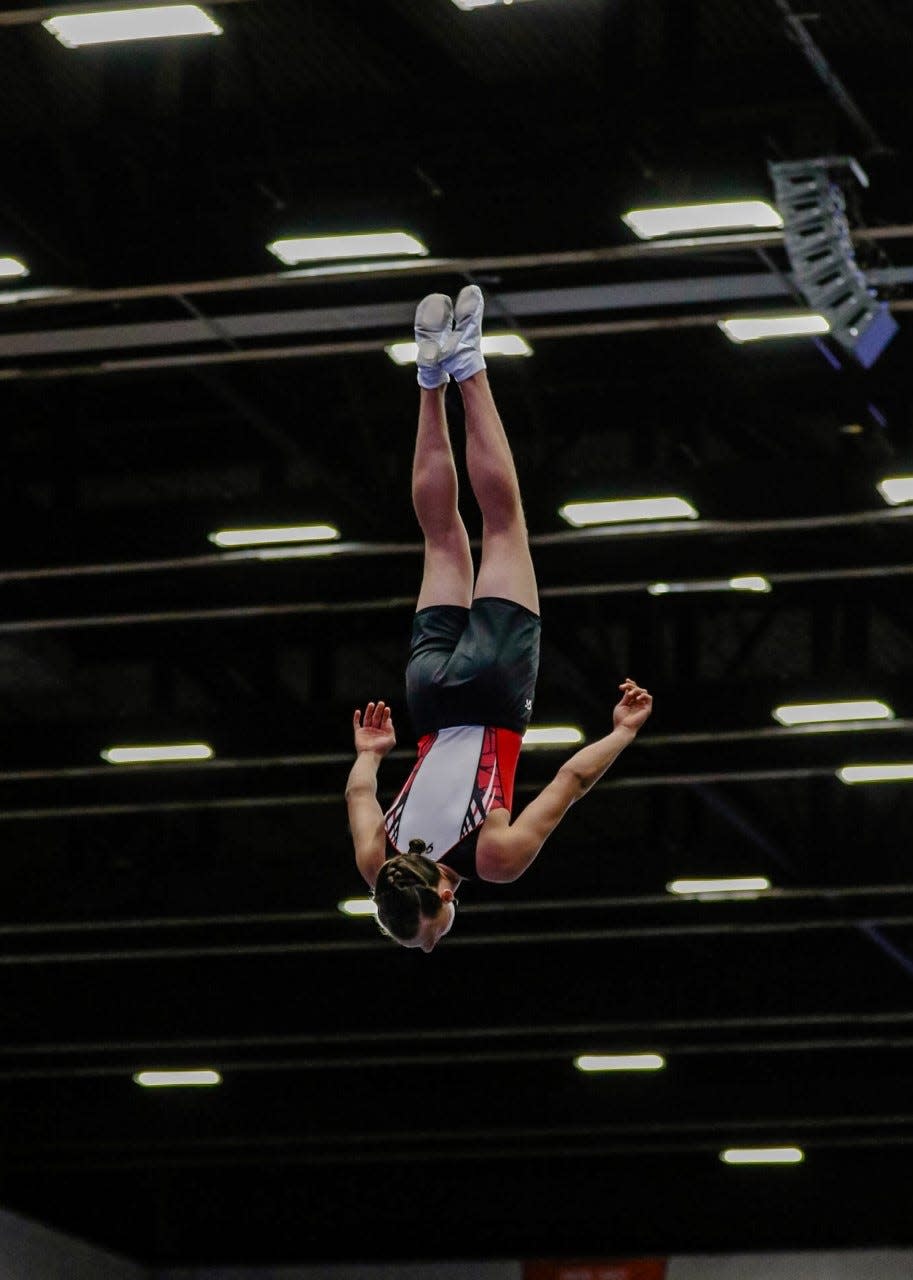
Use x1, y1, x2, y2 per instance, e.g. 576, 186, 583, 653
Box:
101, 744, 214, 764
721, 1146, 804, 1165
134, 1069, 222, 1087
3, 0, 245, 22
575, 1053, 665, 1071
0, 257, 28, 278
208, 524, 340, 548
44, 5, 223, 46
773, 700, 893, 726
667, 878, 771, 896
623, 201, 783, 239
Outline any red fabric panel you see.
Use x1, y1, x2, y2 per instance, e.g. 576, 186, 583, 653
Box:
525, 1262, 667, 1280
495, 727, 523, 811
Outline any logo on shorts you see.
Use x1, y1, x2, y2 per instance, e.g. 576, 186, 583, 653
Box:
524, 699, 533, 712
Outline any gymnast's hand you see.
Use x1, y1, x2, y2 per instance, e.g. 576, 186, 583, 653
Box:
613, 678, 653, 734
353, 701, 397, 756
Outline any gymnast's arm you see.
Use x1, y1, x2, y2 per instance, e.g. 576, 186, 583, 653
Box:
346, 702, 396, 890
476, 679, 652, 884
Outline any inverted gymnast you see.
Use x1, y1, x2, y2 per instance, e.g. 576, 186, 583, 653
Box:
346, 286, 653, 950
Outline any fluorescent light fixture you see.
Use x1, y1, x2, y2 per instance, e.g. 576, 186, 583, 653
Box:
622, 201, 783, 240
877, 476, 913, 506
522, 726, 585, 747
667, 877, 771, 897
649, 576, 771, 595
719, 315, 830, 343
774, 700, 894, 727
134, 1069, 221, 1088
43, 5, 222, 47
838, 763, 913, 784
0, 287, 70, 305
560, 497, 698, 527
575, 1053, 665, 1072
0, 257, 28, 279
268, 232, 427, 266
721, 1147, 804, 1165
102, 744, 213, 765
386, 334, 532, 366
478, 334, 532, 357
386, 342, 422, 366
208, 524, 340, 548
338, 898, 378, 917
451, 0, 535, 8
245, 545, 342, 561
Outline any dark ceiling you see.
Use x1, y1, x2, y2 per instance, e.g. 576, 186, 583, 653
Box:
2, 0, 913, 1270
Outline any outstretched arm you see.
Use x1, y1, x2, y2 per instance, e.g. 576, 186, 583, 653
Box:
346, 701, 396, 889
476, 679, 652, 883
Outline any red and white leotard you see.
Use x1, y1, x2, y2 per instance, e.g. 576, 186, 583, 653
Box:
384, 725, 522, 878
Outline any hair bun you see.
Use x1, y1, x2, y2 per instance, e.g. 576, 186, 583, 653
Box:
408, 838, 427, 854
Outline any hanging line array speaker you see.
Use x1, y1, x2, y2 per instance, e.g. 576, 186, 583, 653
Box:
769, 155, 898, 369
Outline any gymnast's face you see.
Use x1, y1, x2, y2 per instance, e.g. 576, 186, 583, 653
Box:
404, 888, 456, 953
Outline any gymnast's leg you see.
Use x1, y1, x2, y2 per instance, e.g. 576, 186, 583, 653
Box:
412, 296, 474, 611
451, 289, 539, 615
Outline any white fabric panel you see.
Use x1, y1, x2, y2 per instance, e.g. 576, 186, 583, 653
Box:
667, 1249, 913, 1280
393, 725, 484, 856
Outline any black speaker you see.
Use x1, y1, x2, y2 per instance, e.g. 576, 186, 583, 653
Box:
769, 156, 898, 368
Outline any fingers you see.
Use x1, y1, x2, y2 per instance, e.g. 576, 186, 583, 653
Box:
617, 678, 652, 704
355, 701, 393, 728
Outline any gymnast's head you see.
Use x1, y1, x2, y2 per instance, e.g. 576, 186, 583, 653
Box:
372, 841, 457, 952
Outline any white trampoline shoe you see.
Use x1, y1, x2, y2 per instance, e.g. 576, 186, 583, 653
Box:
440, 284, 487, 383
414, 292, 453, 389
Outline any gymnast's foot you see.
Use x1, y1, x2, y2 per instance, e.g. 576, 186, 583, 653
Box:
441, 284, 487, 383
414, 293, 453, 389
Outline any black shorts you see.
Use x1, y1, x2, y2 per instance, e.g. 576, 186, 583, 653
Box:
405, 596, 541, 738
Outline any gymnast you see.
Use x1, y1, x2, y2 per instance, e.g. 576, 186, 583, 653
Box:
345, 286, 653, 950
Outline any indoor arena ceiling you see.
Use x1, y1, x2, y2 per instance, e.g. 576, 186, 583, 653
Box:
2, 0, 913, 1270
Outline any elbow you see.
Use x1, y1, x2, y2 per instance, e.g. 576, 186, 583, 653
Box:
478, 840, 537, 885
558, 763, 591, 798
483, 857, 525, 885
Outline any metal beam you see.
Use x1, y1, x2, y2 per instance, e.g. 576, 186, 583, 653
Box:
1, 909, 913, 961
0, 766, 864, 824
1, 513, 913, 588
0, 552, 912, 634
4, 267, 913, 360
0, 719, 907, 784
774, 0, 890, 155
5, 226, 913, 313
9, 1120, 913, 1170
0, 881, 912, 937
5, 302, 913, 379
5, 989, 913, 1041
2, 1033, 913, 1082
